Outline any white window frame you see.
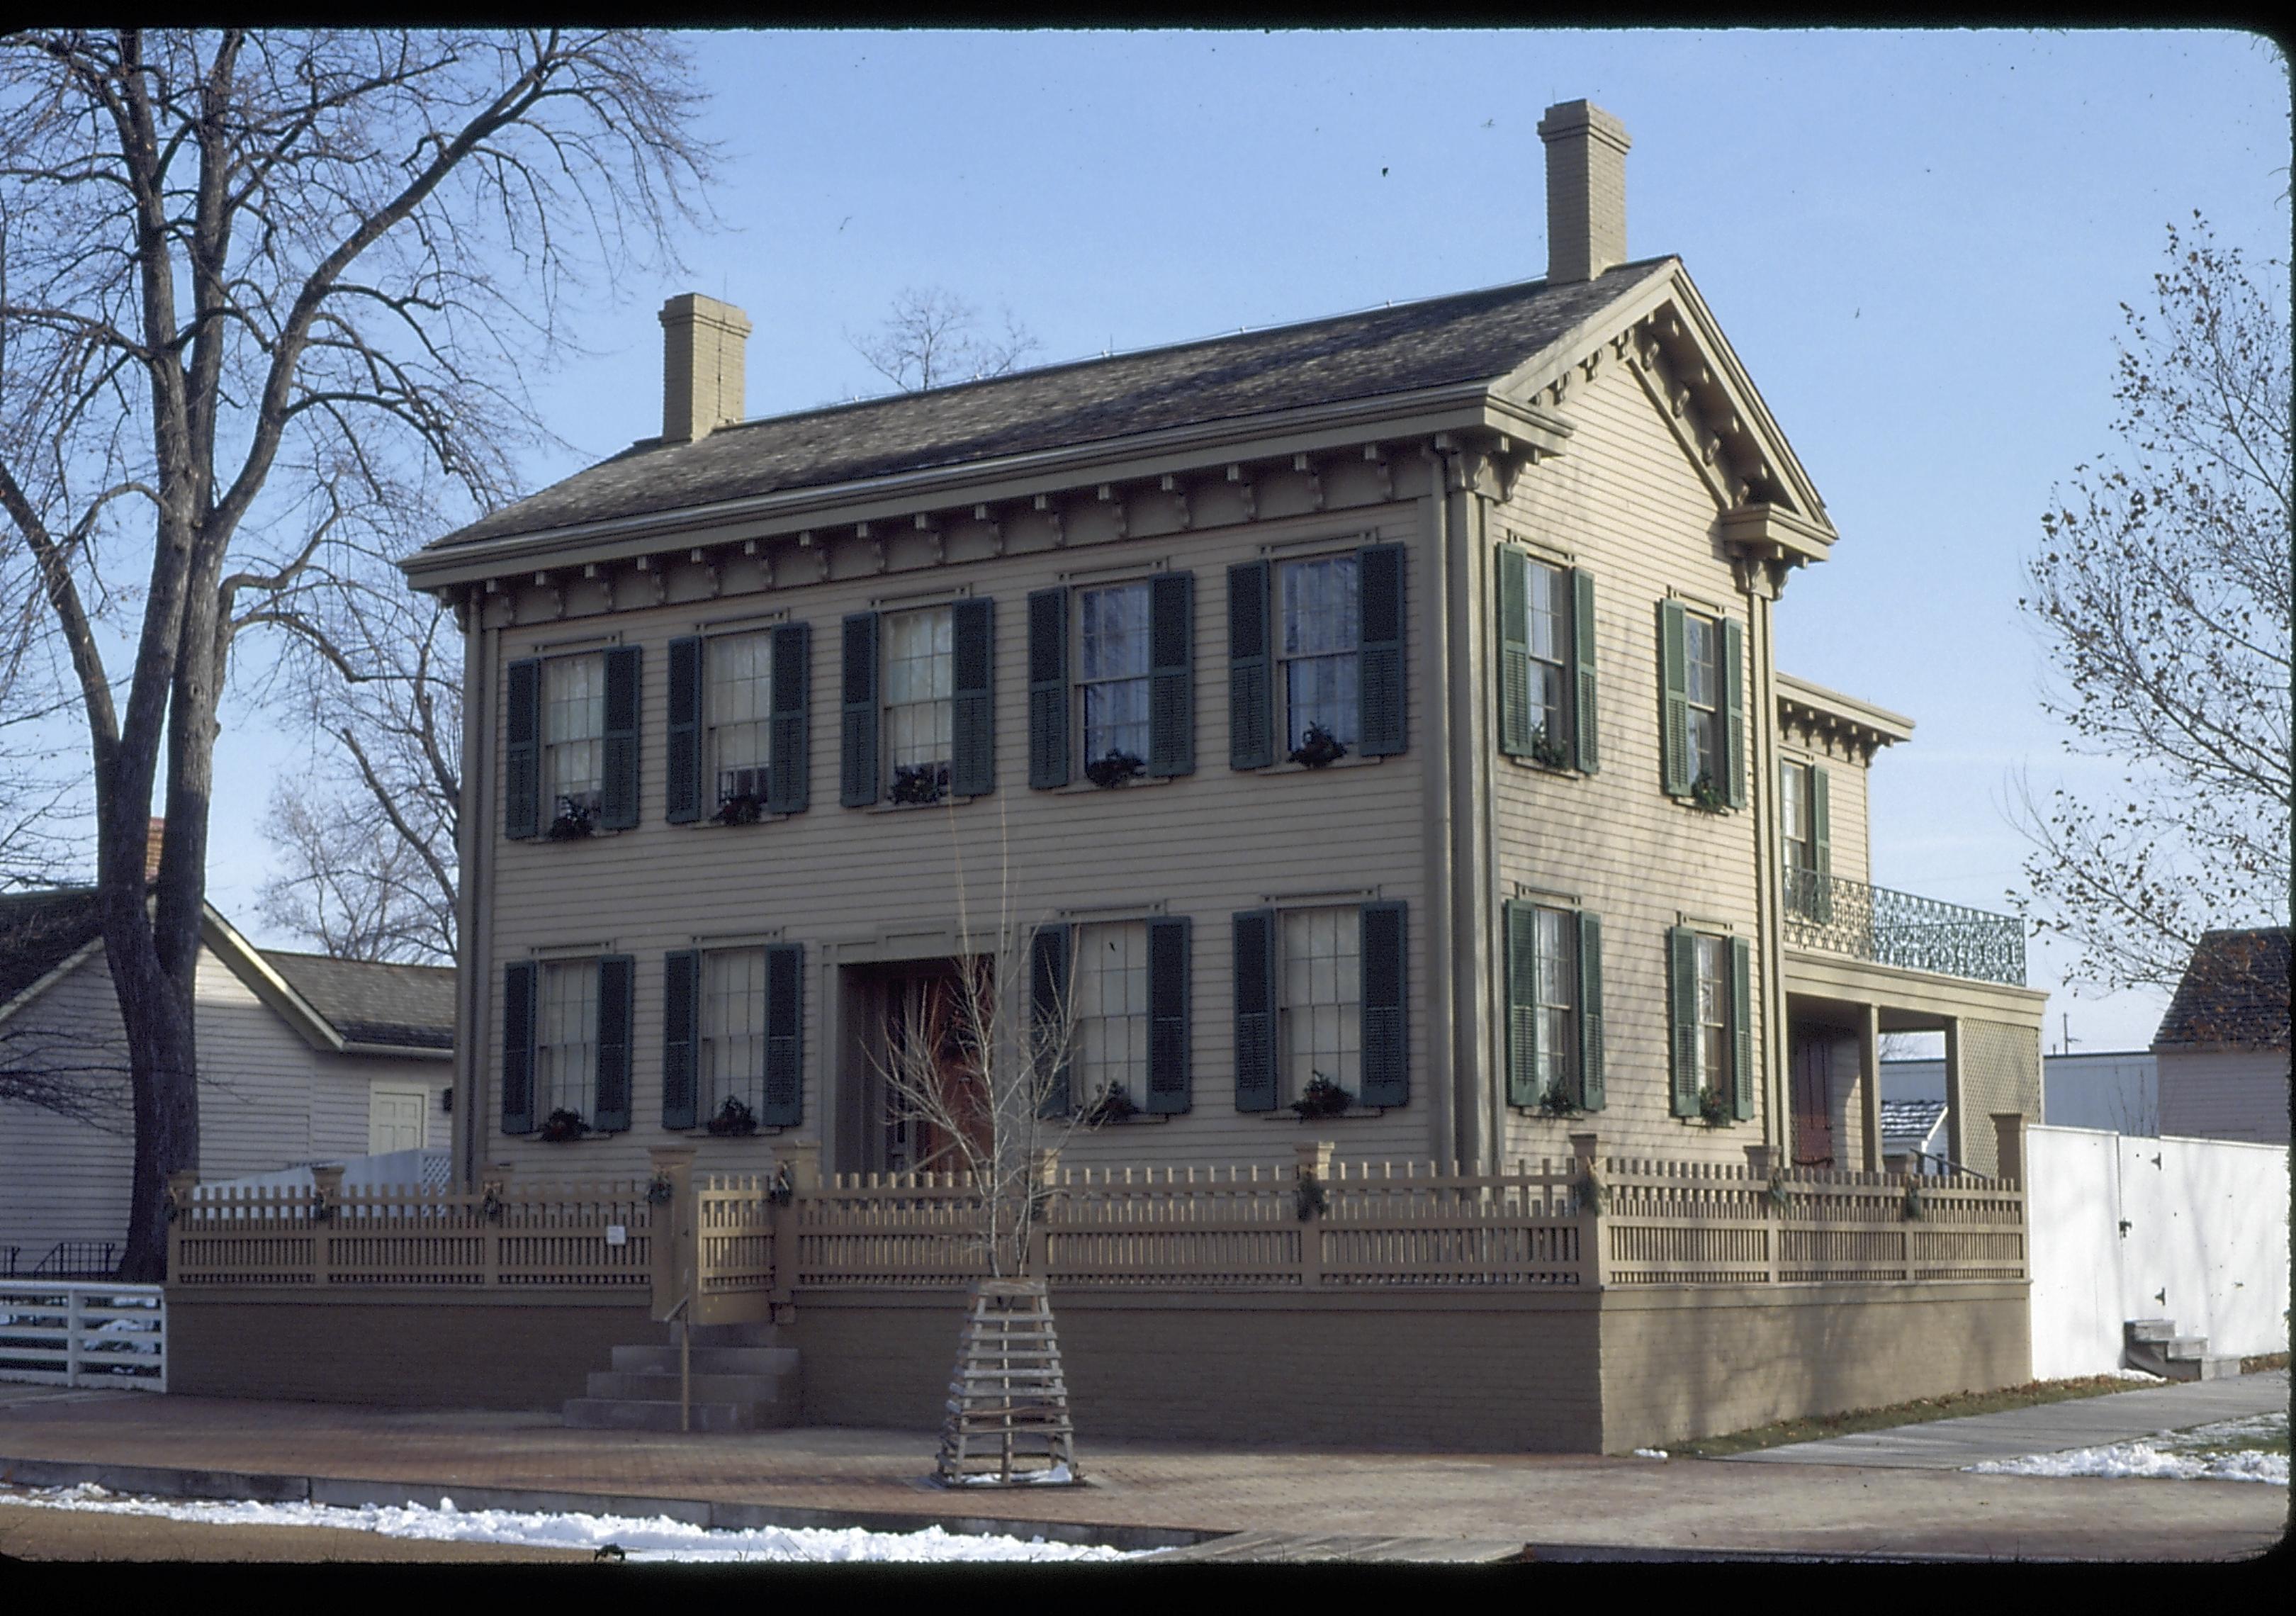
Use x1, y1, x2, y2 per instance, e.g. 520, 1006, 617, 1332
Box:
1534, 904, 1577, 1102
1526, 559, 1570, 751
1077, 582, 1152, 768
1071, 920, 1149, 1108
543, 653, 607, 824
537, 959, 599, 1121
1277, 554, 1361, 753
1278, 904, 1361, 1104
1781, 759, 1813, 873
702, 946, 767, 1119
883, 606, 955, 799
1683, 612, 1720, 791
707, 631, 774, 814
1694, 933, 1733, 1105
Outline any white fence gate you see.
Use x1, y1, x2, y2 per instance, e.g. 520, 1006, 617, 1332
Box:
0, 1281, 167, 1391
2027, 1126, 2290, 1380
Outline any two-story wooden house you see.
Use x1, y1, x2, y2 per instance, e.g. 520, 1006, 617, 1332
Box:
403, 100, 2042, 1201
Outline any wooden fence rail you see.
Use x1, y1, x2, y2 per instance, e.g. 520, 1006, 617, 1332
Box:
165, 1139, 2025, 1313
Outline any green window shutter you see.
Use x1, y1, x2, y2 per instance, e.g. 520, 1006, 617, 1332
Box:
762, 943, 804, 1128
1227, 561, 1273, 770
1357, 543, 1407, 756
951, 597, 996, 798
600, 646, 642, 831
504, 658, 541, 840
665, 637, 704, 824
766, 621, 811, 815
1031, 923, 1073, 1118
1808, 763, 1833, 924
594, 955, 635, 1132
1232, 909, 1278, 1111
1503, 899, 1541, 1107
1027, 587, 1069, 790
1576, 911, 1605, 1111
1667, 926, 1699, 1116
839, 612, 879, 808
1730, 936, 1755, 1121
501, 960, 537, 1134
1497, 546, 1533, 758
1660, 600, 1690, 797
1147, 571, 1195, 777
1145, 916, 1192, 1113
1358, 900, 1408, 1108
1721, 617, 1746, 809
662, 950, 700, 1130
1571, 568, 1599, 773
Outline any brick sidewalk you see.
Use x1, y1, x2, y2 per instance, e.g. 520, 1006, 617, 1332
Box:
0, 1386, 2283, 1561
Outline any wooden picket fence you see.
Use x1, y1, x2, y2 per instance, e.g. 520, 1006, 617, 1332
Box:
166, 1150, 2024, 1305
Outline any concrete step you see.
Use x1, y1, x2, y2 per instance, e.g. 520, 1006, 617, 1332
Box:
610, 1344, 798, 1375
561, 1397, 791, 1433
2125, 1318, 2177, 1344
673, 1321, 782, 1349
585, 1369, 796, 1405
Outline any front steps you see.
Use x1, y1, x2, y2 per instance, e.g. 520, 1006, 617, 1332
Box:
2124, 1318, 2243, 1382
563, 1320, 799, 1432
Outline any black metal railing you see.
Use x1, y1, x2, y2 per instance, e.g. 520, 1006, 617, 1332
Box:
1782, 868, 2027, 987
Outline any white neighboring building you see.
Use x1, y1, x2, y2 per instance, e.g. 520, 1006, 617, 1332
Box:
1884, 1050, 2161, 1146
0, 886, 454, 1275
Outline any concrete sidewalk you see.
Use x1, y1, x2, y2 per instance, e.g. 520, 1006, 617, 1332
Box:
1727, 1372, 2290, 1470
0, 1381, 2285, 1561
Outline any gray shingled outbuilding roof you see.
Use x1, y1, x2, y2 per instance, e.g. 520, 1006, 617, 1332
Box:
2152, 928, 2292, 1050
262, 950, 456, 1052
0, 888, 105, 1009
428, 260, 1677, 553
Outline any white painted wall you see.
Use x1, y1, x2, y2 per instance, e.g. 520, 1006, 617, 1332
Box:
2026, 1123, 2290, 1379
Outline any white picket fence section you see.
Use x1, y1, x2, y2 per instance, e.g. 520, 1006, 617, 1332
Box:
0, 1281, 167, 1391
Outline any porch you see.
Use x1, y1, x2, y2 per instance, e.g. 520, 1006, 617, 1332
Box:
1780, 868, 2047, 1178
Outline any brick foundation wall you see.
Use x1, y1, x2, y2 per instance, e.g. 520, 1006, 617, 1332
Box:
166, 1290, 651, 1409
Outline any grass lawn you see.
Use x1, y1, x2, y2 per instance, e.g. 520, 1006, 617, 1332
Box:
1674, 1374, 2170, 1459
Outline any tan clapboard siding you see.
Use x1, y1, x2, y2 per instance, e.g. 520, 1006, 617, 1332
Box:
1487, 354, 1765, 1165
482, 500, 1440, 1179
1779, 738, 1872, 887
0, 955, 135, 1256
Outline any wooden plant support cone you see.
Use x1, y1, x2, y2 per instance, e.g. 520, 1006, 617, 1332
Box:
936, 1278, 1079, 1486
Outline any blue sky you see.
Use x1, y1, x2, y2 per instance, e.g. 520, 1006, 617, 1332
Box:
193, 27, 2289, 1051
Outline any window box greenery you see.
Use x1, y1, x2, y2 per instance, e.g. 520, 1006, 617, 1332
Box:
714, 792, 767, 826
1538, 1082, 1582, 1118
539, 1108, 591, 1143
889, 763, 948, 805
1084, 749, 1146, 789
546, 798, 600, 839
1689, 770, 1729, 814
1289, 722, 1348, 768
707, 1095, 760, 1137
1082, 1082, 1138, 1126
1290, 1074, 1354, 1119
1698, 1088, 1733, 1127
1529, 726, 1571, 770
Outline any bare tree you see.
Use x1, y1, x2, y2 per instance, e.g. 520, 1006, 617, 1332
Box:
1, 1021, 133, 1133
2011, 215, 2292, 994
848, 286, 1040, 394
0, 29, 712, 1278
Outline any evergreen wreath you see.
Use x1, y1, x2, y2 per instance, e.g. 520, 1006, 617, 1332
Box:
1289, 722, 1348, 768
1291, 1074, 1354, 1118
1084, 749, 1146, 788
539, 1108, 591, 1143
707, 1094, 760, 1136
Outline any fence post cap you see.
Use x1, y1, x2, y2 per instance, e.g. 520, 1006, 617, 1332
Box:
1567, 1131, 1599, 1165
1295, 1140, 1336, 1179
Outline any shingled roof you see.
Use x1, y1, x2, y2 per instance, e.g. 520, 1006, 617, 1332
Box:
2152, 928, 2292, 1050
429, 259, 1677, 553
262, 950, 456, 1053
0, 888, 106, 1010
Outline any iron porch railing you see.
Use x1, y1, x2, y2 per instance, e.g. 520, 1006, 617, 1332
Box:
1782, 867, 2027, 987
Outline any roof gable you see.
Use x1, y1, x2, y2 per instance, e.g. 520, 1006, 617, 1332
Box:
0, 889, 106, 1018
2153, 928, 2291, 1050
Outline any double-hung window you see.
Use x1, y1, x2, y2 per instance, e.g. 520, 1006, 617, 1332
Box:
1660, 600, 1743, 807
1234, 902, 1407, 1113
1071, 920, 1149, 1106
1504, 901, 1605, 1110
884, 607, 955, 800
709, 632, 773, 812
544, 655, 606, 824
1278, 556, 1361, 752
1526, 563, 1569, 748
1497, 546, 1599, 771
1779, 759, 1831, 921
1668, 926, 1752, 1121
1683, 614, 1720, 790
1280, 906, 1361, 1106
662, 943, 805, 1130
501, 955, 634, 1135
537, 959, 599, 1120
1079, 584, 1152, 766
704, 948, 768, 1120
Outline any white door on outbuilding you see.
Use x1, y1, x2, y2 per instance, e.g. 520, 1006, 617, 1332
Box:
368, 1086, 429, 1154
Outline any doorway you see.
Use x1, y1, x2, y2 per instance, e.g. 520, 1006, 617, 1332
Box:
1789, 1031, 1834, 1168
836, 958, 994, 1178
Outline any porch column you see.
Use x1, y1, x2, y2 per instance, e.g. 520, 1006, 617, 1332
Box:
1858, 1002, 1882, 1173
1942, 1016, 1964, 1174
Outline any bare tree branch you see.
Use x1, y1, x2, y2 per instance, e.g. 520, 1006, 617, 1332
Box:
846, 286, 1041, 394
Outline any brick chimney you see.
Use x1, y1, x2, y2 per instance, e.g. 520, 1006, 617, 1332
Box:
145, 817, 164, 883
1537, 99, 1631, 284
659, 293, 752, 444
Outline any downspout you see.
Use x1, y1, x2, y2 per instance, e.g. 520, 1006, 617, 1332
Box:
455, 588, 495, 1190
1419, 448, 1455, 1169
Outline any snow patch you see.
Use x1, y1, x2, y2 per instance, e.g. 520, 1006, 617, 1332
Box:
4, 1483, 1138, 1561
947, 1463, 1075, 1486
1967, 1443, 2287, 1484
1631, 1448, 1669, 1460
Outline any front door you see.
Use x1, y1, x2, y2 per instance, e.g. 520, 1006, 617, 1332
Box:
882, 965, 994, 1177
1789, 1032, 1834, 1168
